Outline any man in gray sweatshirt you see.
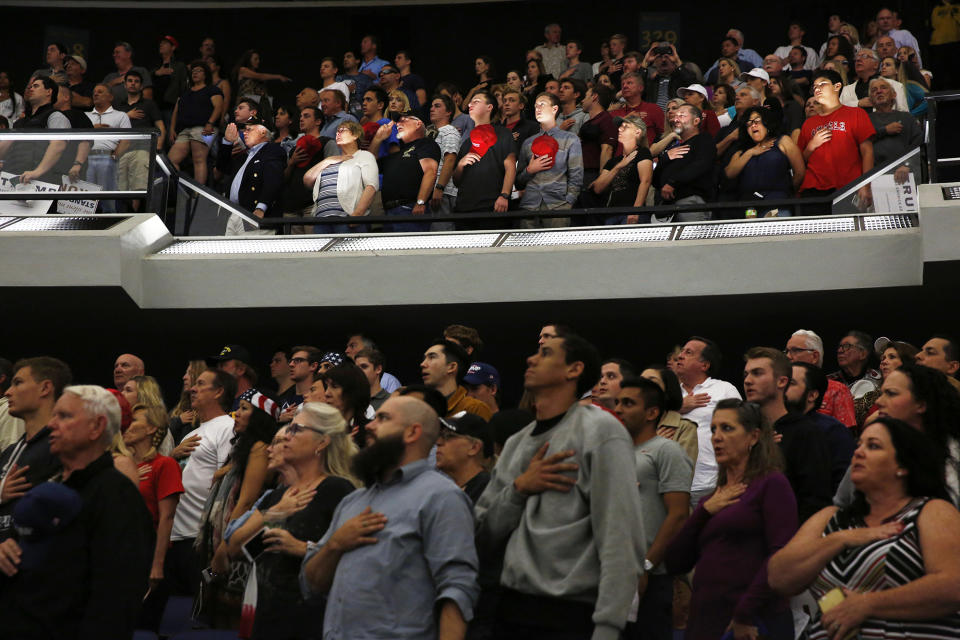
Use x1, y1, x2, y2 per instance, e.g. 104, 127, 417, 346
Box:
475, 333, 646, 640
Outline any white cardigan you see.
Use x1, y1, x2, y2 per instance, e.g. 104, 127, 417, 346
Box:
312, 149, 379, 216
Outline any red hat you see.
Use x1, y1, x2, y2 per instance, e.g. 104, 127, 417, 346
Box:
159, 35, 179, 48
530, 134, 559, 162
107, 388, 133, 433
469, 124, 497, 158
295, 134, 325, 167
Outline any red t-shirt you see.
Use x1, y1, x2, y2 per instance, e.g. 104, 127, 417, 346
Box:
818, 378, 857, 428
610, 101, 665, 147
798, 105, 876, 191
137, 454, 184, 528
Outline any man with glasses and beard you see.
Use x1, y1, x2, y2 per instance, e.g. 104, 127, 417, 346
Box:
300, 395, 479, 640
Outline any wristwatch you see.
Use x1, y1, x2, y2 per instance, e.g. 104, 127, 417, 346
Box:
416, 199, 426, 206
498, 192, 510, 199
643, 558, 654, 572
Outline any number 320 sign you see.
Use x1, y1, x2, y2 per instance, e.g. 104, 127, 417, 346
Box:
638, 13, 681, 48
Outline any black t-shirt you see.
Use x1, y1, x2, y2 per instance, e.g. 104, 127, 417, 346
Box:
602, 148, 652, 207
117, 98, 162, 128
69, 80, 94, 98
502, 118, 540, 155
400, 73, 425, 96
176, 85, 223, 130
252, 477, 355, 639
463, 470, 491, 505
454, 125, 515, 212
379, 136, 440, 203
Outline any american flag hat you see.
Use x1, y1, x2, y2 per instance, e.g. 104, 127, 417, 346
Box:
239, 388, 280, 421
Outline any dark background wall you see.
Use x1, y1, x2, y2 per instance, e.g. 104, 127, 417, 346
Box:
1, 261, 956, 410
1, 0, 938, 103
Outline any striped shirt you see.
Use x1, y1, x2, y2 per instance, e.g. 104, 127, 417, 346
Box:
313, 164, 346, 217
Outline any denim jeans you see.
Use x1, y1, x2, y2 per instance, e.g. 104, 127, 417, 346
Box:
86, 154, 118, 213
384, 203, 430, 233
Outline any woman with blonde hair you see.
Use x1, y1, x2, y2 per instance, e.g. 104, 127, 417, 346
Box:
170, 359, 206, 445
227, 402, 357, 639
387, 88, 411, 115
121, 374, 174, 455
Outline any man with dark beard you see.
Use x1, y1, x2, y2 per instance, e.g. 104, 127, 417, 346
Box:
300, 395, 479, 640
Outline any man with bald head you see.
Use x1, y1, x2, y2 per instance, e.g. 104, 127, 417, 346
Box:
301, 395, 479, 639
296, 87, 320, 111
113, 353, 144, 389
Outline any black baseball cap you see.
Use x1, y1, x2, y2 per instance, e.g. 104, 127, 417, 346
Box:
207, 344, 252, 367
440, 411, 493, 458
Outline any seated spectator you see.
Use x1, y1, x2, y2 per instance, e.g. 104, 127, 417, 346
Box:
453, 91, 516, 222
678, 84, 720, 136
394, 50, 427, 109
840, 49, 909, 112
785, 362, 856, 492
421, 339, 492, 420
770, 418, 960, 640
167, 60, 223, 185
664, 398, 798, 640
798, 70, 875, 207
868, 78, 922, 168
436, 412, 492, 504
609, 72, 664, 146
227, 403, 357, 639
198, 388, 278, 628
724, 106, 804, 216
515, 92, 583, 228
652, 104, 716, 220
879, 56, 929, 116
369, 113, 439, 232
320, 363, 371, 447
590, 115, 653, 221
641, 42, 697, 113
125, 402, 184, 630
303, 120, 377, 234
775, 22, 820, 70
577, 85, 618, 207
640, 364, 699, 464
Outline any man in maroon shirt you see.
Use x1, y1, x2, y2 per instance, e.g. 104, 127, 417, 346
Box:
609, 72, 664, 147
577, 85, 617, 207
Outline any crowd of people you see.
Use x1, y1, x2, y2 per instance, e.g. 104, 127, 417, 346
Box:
1, 322, 960, 639
0, 9, 933, 229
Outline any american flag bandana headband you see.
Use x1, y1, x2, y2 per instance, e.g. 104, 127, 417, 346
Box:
239, 388, 280, 421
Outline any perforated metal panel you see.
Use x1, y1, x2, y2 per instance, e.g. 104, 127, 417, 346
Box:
0, 217, 17, 229
0, 216, 121, 232
502, 227, 672, 247
327, 234, 500, 251
862, 214, 916, 230
158, 238, 332, 255
679, 217, 856, 240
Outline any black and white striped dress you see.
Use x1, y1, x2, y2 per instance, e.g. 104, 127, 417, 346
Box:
807, 498, 960, 639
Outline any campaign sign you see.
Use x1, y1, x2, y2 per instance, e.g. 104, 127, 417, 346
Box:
0, 172, 59, 215
57, 177, 102, 215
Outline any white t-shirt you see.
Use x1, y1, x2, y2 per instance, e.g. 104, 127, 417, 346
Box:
682, 377, 742, 493
171, 414, 235, 541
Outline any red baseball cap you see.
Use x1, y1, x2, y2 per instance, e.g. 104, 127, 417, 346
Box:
295, 134, 326, 167
530, 134, 559, 162
470, 124, 497, 158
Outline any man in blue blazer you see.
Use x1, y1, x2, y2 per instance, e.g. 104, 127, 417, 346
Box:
218, 115, 286, 220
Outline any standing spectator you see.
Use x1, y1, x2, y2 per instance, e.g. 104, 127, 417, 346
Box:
358, 35, 388, 81
338, 51, 372, 118
641, 43, 696, 113
499, 89, 538, 152
0, 385, 154, 640
665, 398, 798, 640
427, 94, 461, 228
355, 348, 391, 411
319, 57, 339, 91
614, 377, 693, 640
678, 84, 721, 137
437, 82, 474, 137
63, 55, 93, 110
743, 347, 834, 521
515, 92, 583, 228
104, 42, 153, 103
232, 49, 291, 126
578, 85, 617, 207
475, 333, 646, 640
0, 71, 24, 123
558, 40, 593, 82
609, 73, 664, 147
394, 50, 427, 109
300, 396, 479, 639
0, 77, 72, 186
436, 412, 492, 504
640, 365, 699, 464
876, 7, 923, 67
85, 84, 132, 213
167, 60, 223, 185
359, 86, 397, 154
590, 115, 653, 221
420, 339, 492, 420
303, 120, 378, 233
320, 363, 372, 447
880, 56, 929, 116
605, 34, 628, 88
453, 90, 516, 224
204, 56, 232, 127
30, 42, 68, 84
673, 337, 742, 508
840, 49, 909, 112
724, 106, 804, 216
784, 330, 857, 429
116, 71, 165, 212
318, 85, 358, 139
379, 65, 419, 110
556, 79, 587, 134
469, 55, 496, 98
152, 35, 188, 127
704, 37, 752, 85
915, 334, 960, 391
463, 362, 501, 416
218, 117, 286, 232
868, 78, 922, 166
775, 22, 820, 70
532, 23, 564, 79
929, 1, 960, 89
828, 330, 882, 409
652, 104, 716, 220
798, 70, 875, 206
369, 113, 439, 232
0, 359, 23, 451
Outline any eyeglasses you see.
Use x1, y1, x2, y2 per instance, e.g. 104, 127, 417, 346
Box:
289, 357, 309, 364
812, 81, 833, 91
784, 347, 816, 356
287, 423, 325, 436
746, 118, 763, 127
837, 343, 863, 353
